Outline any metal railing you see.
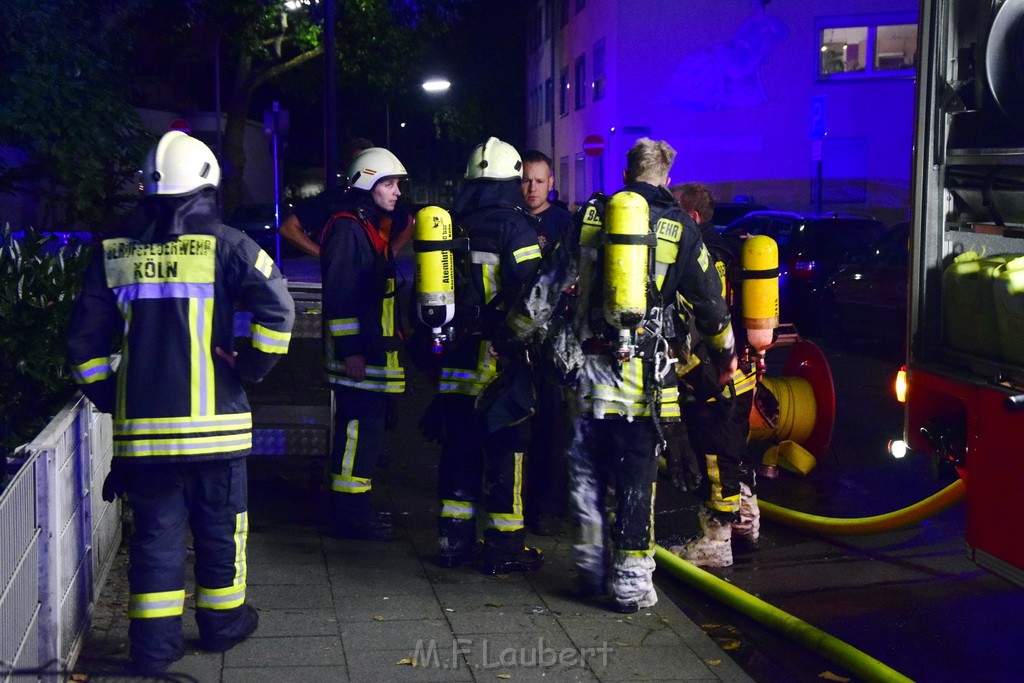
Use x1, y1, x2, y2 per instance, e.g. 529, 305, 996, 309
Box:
0, 394, 120, 682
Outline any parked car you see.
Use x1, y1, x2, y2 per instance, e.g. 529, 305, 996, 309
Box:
712, 197, 772, 231
225, 202, 285, 251
721, 210, 888, 329
821, 221, 909, 346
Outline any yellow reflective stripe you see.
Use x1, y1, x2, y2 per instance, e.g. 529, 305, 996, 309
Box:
332, 474, 372, 493
195, 580, 246, 610
128, 589, 185, 619
675, 354, 701, 378
117, 307, 131, 419
328, 317, 360, 336
513, 244, 541, 263
707, 323, 735, 352
255, 250, 274, 278
512, 451, 524, 517
705, 453, 741, 513
487, 513, 525, 531
115, 433, 252, 458
234, 511, 248, 589
188, 297, 215, 417
251, 323, 291, 354
441, 499, 475, 519
508, 311, 533, 337
482, 263, 498, 308
580, 523, 602, 545
114, 413, 252, 435
341, 419, 358, 477
382, 278, 395, 337
71, 357, 113, 384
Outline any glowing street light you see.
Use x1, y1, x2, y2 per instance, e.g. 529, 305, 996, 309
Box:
422, 79, 452, 93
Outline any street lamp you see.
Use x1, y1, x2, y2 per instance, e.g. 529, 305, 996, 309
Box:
386, 78, 452, 149
422, 79, 451, 93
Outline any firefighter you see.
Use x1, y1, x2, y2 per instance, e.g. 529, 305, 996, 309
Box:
670, 182, 766, 568
520, 149, 573, 536
502, 138, 736, 612
66, 131, 295, 674
321, 147, 409, 540
431, 137, 545, 574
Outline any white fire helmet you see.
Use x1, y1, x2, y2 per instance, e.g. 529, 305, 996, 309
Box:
143, 130, 220, 196
465, 137, 523, 181
348, 147, 408, 191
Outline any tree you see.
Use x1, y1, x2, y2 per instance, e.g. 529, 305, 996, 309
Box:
0, 0, 150, 230
170, 0, 460, 212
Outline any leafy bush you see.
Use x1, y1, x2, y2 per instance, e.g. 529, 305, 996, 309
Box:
0, 224, 91, 477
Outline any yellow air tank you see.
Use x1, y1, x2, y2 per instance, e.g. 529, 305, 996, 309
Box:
741, 235, 780, 350
414, 206, 456, 351
603, 191, 651, 331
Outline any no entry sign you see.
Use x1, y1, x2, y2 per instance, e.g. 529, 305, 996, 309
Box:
583, 134, 605, 156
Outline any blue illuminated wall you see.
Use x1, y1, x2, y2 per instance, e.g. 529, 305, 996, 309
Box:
526, 0, 917, 225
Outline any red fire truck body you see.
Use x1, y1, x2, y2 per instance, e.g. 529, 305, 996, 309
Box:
906, 0, 1024, 585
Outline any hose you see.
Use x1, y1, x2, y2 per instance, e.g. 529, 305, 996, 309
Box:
654, 545, 913, 683
760, 479, 965, 535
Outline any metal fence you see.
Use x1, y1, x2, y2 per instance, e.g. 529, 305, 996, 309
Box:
0, 394, 120, 682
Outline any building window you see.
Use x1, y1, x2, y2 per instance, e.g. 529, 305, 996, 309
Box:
592, 38, 606, 101
574, 54, 586, 110
590, 154, 603, 194
544, 78, 554, 123
818, 14, 917, 79
576, 0, 585, 14
559, 0, 569, 28
560, 66, 569, 117
544, 0, 552, 39
575, 153, 586, 204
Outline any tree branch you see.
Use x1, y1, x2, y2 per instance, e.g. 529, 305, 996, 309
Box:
249, 46, 325, 91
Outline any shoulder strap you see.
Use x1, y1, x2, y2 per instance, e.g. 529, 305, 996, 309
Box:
321, 209, 391, 257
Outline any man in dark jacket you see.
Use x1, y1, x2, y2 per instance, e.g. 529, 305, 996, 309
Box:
432, 137, 545, 574
67, 131, 295, 674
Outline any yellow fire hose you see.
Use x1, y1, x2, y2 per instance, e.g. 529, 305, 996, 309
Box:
654, 458, 965, 680
760, 479, 965, 534
653, 545, 913, 683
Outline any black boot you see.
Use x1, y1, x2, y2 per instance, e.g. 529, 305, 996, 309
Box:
200, 603, 260, 652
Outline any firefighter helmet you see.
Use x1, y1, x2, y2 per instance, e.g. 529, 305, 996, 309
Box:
143, 130, 220, 196
465, 137, 523, 180
348, 147, 408, 191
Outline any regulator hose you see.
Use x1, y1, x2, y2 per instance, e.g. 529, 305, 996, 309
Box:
654, 545, 914, 683
760, 479, 966, 535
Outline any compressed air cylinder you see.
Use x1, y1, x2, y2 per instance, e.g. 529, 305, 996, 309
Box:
741, 234, 780, 350
603, 191, 650, 330
414, 206, 456, 333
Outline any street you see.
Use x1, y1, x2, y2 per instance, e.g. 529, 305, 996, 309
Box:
654, 334, 1024, 682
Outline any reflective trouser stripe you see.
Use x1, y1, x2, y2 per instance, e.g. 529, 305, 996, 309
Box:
441, 499, 475, 520
705, 453, 741, 513
332, 419, 372, 494
197, 509, 247, 609
129, 590, 186, 619
487, 452, 524, 531
195, 582, 246, 610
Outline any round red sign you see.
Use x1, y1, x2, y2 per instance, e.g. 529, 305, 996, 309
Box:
582, 134, 605, 157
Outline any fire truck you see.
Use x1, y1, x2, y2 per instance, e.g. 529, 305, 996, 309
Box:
898, 0, 1024, 585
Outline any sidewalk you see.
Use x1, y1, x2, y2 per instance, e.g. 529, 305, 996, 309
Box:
71, 255, 752, 683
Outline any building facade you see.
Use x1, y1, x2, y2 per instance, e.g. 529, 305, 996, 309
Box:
525, 0, 918, 225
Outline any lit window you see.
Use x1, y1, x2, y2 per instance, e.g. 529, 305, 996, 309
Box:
817, 15, 917, 80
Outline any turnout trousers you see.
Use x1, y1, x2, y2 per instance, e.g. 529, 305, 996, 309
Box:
125, 457, 250, 666
437, 393, 528, 561
567, 418, 660, 604
329, 385, 387, 529
684, 388, 755, 517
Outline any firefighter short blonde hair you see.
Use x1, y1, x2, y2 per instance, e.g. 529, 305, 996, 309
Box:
626, 138, 676, 185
